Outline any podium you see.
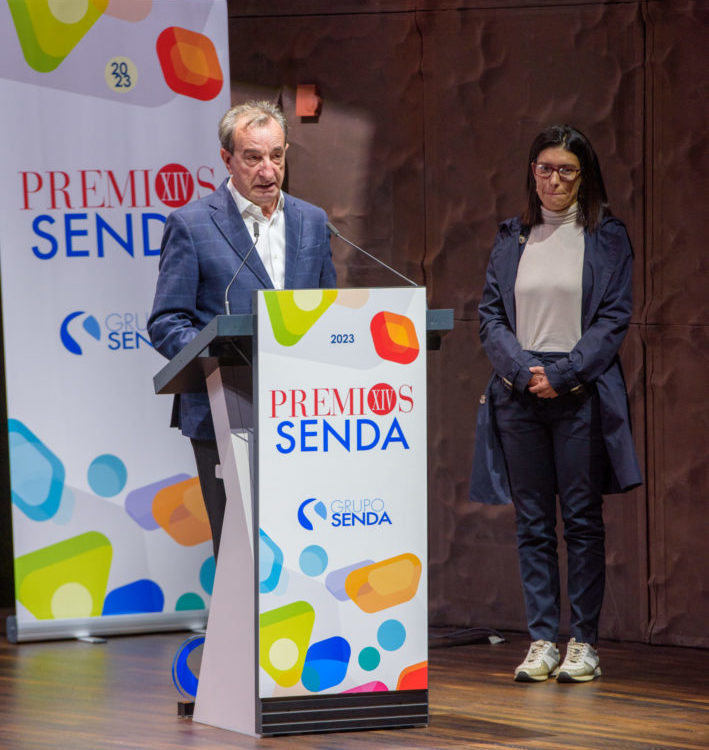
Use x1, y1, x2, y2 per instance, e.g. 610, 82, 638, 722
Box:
154, 288, 452, 737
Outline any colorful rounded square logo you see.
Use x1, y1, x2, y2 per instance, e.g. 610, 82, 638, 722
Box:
264, 289, 338, 347
156, 26, 223, 101
345, 553, 422, 613
370, 311, 420, 364
15, 532, 113, 620
152, 476, 212, 547
9, 0, 109, 73
260, 601, 315, 687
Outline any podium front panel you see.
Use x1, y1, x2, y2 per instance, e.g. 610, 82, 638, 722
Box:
254, 288, 428, 728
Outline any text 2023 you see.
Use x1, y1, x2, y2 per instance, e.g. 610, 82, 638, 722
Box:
330, 333, 355, 344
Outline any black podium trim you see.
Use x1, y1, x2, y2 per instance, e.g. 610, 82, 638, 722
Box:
258, 689, 428, 736
153, 314, 254, 395
153, 308, 453, 397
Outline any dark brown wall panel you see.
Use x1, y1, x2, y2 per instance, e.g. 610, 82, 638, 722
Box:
216, 0, 706, 648
1, 1, 706, 644
420, 2, 646, 316
421, 2, 648, 639
647, 325, 709, 647
227, 13, 425, 289
643, 1, 709, 646
646, 1, 709, 326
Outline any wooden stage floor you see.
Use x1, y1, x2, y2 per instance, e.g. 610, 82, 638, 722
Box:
1, 629, 707, 749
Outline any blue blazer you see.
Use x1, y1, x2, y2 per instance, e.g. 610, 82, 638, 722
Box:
470, 214, 642, 502
148, 179, 337, 439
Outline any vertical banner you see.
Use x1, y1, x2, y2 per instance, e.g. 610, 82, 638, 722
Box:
256, 288, 428, 696
0, 0, 230, 640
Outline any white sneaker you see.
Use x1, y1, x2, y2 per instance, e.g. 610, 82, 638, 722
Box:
514, 640, 560, 682
557, 638, 602, 682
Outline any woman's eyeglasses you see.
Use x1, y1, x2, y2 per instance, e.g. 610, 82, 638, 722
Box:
531, 162, 581, 182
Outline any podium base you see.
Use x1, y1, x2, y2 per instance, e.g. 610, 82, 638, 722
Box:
259, 689, 428, 736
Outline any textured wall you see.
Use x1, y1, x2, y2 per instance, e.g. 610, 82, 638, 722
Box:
224, 0, 708, 647
2, 1, 705, 647
644, 1, 709, 646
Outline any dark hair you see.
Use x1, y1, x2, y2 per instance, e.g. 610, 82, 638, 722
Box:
522, 124, 609, 233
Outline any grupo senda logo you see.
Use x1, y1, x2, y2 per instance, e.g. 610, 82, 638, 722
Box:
298, 496, 392, 530
297, 497, 327, 531
60, 311, 152, 354
60, 311, 100, 354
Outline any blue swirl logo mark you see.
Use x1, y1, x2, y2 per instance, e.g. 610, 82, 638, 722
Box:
60, 311, 100, 355
297, 497, 327, 531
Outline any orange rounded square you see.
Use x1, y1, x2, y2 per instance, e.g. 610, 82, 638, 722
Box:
156, 26, 223, 101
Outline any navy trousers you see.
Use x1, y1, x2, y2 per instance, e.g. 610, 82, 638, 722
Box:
492, 361, 607, 645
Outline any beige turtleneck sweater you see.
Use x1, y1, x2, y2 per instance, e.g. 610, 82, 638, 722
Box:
514, 203, 584, 352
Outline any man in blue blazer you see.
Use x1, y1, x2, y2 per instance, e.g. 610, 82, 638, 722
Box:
148, 100, 336, 556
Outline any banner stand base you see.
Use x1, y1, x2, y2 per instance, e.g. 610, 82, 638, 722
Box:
178, 701, 195, 718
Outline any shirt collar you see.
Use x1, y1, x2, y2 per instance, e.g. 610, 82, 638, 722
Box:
227, 178, 284, 221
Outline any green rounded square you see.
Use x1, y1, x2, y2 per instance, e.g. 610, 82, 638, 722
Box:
9, 0, 108, 72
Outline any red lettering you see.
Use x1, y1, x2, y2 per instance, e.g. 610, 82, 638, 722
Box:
196, 165, 216, 195
106, 170, 151, 208
80, 170, 105, 208
291, 389, 307, 417
155, 163, 194, 207
367, 383, 396, 415
313, 388, 330, 417
271, 390, 286, 418
49, 171, 72, 209
398, 384, 414, 412
20, 171, 42, 210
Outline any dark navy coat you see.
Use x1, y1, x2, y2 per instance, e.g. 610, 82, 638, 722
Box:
470, 214, 642, 503
148, 179, 337, 439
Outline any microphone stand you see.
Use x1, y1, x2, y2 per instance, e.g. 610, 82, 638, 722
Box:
224, 221, 260, 314
327, 221, 418, 287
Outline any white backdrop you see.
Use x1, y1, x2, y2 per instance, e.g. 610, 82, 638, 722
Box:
0, 0, 230, 640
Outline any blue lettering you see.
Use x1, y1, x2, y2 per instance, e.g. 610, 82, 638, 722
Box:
31, 215, 58, 259
97, 213, 134, 257
357, 419, 379, 450
273, 417, 409, 453
136, 331, 151, 348
301, 419, 318, 452
142, 213, 165, 256
323, 419, 350, 452
118, 331, 152, 349
381, 417, 409, 450
328, 510, 393, 528
29, 211, 166, 260
108, 331, 121, 350
276, 421, 295, 454
65, 213, 90, 257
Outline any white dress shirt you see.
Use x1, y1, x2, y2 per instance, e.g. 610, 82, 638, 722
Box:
227, 179, 286, 289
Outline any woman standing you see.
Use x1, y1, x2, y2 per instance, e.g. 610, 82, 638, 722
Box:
471, 125, 641, 682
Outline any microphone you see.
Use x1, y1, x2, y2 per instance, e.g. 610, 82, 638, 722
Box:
326, 220, 418, 287
224, 221, 260, 314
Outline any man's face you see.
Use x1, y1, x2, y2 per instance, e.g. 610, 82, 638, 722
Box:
221, 116, 287, 217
